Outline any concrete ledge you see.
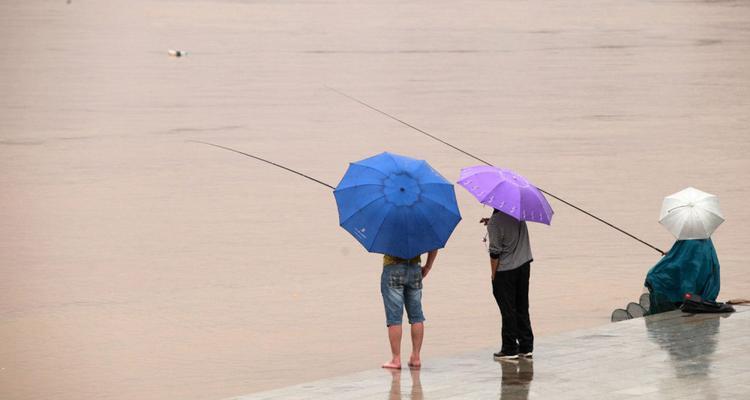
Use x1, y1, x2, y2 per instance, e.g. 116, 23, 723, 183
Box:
227, 306, 750, 400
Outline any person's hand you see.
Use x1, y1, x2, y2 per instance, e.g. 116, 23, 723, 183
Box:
422, 266, 431, 278
479, 217, 490, 226
491, 271, 496, 281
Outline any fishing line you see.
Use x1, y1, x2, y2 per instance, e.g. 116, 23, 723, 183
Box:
325, 86, 665, 255
188, 140, 335, 189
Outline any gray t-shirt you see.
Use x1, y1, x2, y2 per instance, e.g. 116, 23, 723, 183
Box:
487, 211, 533, 272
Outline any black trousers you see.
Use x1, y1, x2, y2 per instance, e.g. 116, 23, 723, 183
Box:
492, 261, 533, 354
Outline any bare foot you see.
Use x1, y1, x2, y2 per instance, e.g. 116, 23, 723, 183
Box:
408, 357, 421, 369
382, 361, 401, 369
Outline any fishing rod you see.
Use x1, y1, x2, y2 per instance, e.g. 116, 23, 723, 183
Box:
325, 86, 666, 256
188, 140, 335, 189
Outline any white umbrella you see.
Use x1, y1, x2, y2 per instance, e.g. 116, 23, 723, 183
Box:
659, 187, 724, 240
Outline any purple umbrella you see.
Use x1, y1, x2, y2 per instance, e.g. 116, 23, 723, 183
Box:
457, 165, 554, 225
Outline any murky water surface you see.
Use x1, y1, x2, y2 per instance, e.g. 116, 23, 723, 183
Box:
1, 0, 749, 399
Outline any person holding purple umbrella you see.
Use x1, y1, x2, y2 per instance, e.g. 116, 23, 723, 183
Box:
457, 166, 553, 361
482, 209, 534, 360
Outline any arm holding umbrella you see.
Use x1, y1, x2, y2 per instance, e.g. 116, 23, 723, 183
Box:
422, 250, 438, 278
480, 216, 502, 281
487, 216, 509, 283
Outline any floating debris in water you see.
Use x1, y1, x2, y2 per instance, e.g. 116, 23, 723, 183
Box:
168, 49, 187, 57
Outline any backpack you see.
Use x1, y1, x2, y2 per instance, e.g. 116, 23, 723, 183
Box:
680, 293, 735, 314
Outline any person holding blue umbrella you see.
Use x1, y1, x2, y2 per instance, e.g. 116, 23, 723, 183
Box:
334, 152, 462, 369
458, 166, 553, 361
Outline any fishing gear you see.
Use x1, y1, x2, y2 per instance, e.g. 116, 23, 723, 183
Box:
188, 140, 335, 189
325, 86, 665, 255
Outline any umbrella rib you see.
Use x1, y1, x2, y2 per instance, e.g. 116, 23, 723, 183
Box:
420, 193, 461, 217
383, 152, 408, 173
402, 207, 412, 257
505, 184, 522, 218
697, 211, 712, 238
350, 162, 391, 179
419, 182, 454, 188
516, 187, 530, 219
529, 185, 554, 219
519, 186, 550, 222
413, 160, 449, 183
479, 180, 509, 204
413, 204, 445, 248
659, 209, 684, 237
367, 204, 395, 253
695, 208, 723, 237
334, 183, 384, 193
667, 204, 691, 214
677, 213, 694, 239
417, 182, 456, 196
338, 194, 387, 227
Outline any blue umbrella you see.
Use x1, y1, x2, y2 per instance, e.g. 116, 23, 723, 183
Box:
334, 152, 462, 259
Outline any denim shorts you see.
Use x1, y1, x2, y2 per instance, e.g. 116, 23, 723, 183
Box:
381, 263, 425, 326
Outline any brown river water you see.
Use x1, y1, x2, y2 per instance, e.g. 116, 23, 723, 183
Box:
1, 0, 749, 399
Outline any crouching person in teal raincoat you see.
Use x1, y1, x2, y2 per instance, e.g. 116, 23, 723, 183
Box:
644, 239, 720, 314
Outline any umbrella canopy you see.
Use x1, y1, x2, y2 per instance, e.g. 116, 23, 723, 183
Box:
456, 165, 553, 225
334, 152, 462, 259
659, 187, 724, 240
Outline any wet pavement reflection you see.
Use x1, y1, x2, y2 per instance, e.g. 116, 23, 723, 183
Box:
386, 368, 423, 400
498, 359, 533, 400
231, 308, 750, 399
646, 313, 729, 400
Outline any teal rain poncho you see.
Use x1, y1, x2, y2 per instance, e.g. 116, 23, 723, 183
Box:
645, 239, 720, 314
